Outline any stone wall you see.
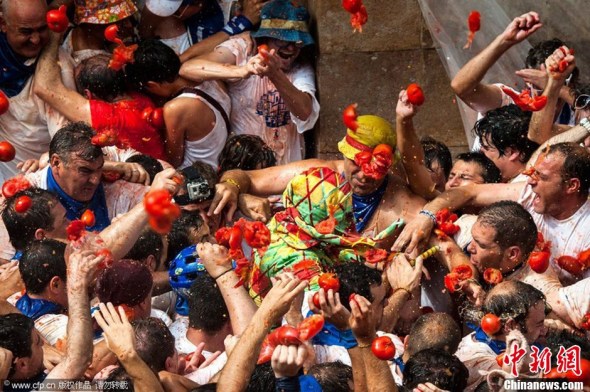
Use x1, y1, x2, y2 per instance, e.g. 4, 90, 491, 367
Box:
305, 0, 467, 159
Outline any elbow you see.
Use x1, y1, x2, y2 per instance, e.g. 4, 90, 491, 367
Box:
450, 78, 467, 97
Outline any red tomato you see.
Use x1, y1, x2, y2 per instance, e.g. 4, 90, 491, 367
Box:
435, 208, 451, 224
371, 336, 396, 360
66, 220, 86, 241
481, 313, 501, 336
276, 325, 301, 346
143, 190, 172, 217
257, 44, 270, 61
0, 90, 9, 115
297, 314, 325, 341
228, 226, 243, 250
354, 151, 372, 166
439, 221, 460, 236
14, 195, 32, 214
467, 11, 481, 33
342, 103, 358, 131
243, 221, 271, 248
348, 293, 357, 306
451, 265, 473, 281
544, 358, 590, 384
528, 251, 550, 274
580, 313, 590, 331
104, 24, 122, 44
444, 273, 460, 294
556, 255, 585, 276
257, 339, 275, 364
46, 5, 69, 33
149, 215, 173, 234
483, 268, 503, 285
350, 5, 367, 33
312, 292, 321, 308
496, 353, 505, 368
342, 0, 362, 14
102, 170, 122, 183
406, 83, 425, 106
215, 227, 232, 248
577, 248, 590, 269
318, 273, 340, 292
96, 248, 114, 269
81, 210, 96, 227
0, 141, 16, 162
315, 217, 337, 235
2, 176, 31, 198
364, 248, 388, 264
119, 304, 135, 321
150, 108, 165, 129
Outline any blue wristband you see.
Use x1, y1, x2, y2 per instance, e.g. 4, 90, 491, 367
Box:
222, 15, 254, 36
419, 209, 437, 225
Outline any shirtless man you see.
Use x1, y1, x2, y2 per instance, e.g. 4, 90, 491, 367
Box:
211, 114, 425, 249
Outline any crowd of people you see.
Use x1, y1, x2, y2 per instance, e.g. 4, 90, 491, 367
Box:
0, 1, 589, 391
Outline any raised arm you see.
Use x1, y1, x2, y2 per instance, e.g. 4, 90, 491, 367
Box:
395, 89, 439, 200
197, 243, 257, 335
47, 250, 102, 382
179, 46, 250, 82
527, 47, 576, 144
216, 273, 307, 391
33, 32, 91, 123
526, 119, 590, 169
450, 12, 542, 113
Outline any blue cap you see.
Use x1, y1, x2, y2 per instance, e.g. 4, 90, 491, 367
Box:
251, 0, 314, 46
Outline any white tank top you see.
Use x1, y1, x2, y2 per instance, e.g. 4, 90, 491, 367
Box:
178, 81, 231, 169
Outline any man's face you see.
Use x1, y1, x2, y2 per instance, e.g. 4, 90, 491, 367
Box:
52, 154, 104, 202
467, 221, 504, 273
17, 329, 44, 380
480, 136, 511, 180
526, 153, 566, 217
46, 201, 69, 241
266, 38, 302, 71
1, 0, 49, 58
522, 300, 547, 343
343, 157, 384, 196
181, 200, 220, 234
445, 160, 485, 190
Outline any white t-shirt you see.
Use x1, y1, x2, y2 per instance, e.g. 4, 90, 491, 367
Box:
518, 184, 590, 284
217, 33, 320, 164
455, 333, 498, 392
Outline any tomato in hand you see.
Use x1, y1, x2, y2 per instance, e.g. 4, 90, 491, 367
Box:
528, 251, 550, 274
215, 227, 232, 248
364, 248, 388, 264
81, 210, 96, 227
342, 103, 359, 131
0, 141, 16, 162
46, 5, 69, 33
276, 325, 301, 346
481, 313, 501, 336
406, 83, 425, 106
14, 195, 32, 214
66, 220, 86, 241
483, 268, 503, 285
257, 44, 270, 61
228, 226, 243, 250
451, 265, 473, 281
144, 189, 172, 216
371, 336, 396, 360
96, 248, 114, 269
556, 255, 584, 276
104, 24, 122, 45
243, 221, 271, 248
318, 273, 340, 292
0, 90, 9, 115
577, 248, 590, 269
2, 176, 30, 198
297, 314, 325, 341
444, 273, 460, 294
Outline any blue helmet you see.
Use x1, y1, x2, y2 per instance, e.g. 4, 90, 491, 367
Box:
168, 245, 207, 299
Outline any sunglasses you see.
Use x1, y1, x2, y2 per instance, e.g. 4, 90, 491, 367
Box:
574, 94, 590, 111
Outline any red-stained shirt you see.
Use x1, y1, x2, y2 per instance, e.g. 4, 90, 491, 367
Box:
89, 92, 165, 160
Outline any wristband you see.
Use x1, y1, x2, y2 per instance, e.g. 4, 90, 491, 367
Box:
357, 342, 371, 348
580, 118, 590, 134
214, 268, 233, 280
419, 209, 437, 225
222, 178, 241, 192
222, 15, 254, 36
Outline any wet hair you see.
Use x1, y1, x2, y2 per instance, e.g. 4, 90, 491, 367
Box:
20, 239, 67, 294
332, 263, 382, 311
125, 229, 164, 269
482, 281, 546, 334
125, 154, 164, 184
132, 317, 175, 373
187, 274, 229, 333
166, 209, 204, 267
49, 122, 103, 164
0, 313, 35, 376
545, 142, 590, 198
406, 313, 461, 357
218, 135, 277, 173
246, 363, 275, 392
96, 260, 153, 307
525, 39, 566, 69
126, 39, 180, 89
76, 54, 125, 102
477, 201, 537, 260
421, 136, 452, 179
104, 367, 134, 392
474, 105, 538, 164
455, 152, 502, 184
403, 349, 468, 391
2, 188, 59, 251
308, 361, 353, 392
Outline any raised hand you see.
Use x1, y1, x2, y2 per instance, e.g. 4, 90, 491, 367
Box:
93, 302, 136, 359
501, 11, 542, 45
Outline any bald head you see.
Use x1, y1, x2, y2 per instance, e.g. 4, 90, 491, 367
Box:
1, 0, 48, 58
406, 312, 461, 357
